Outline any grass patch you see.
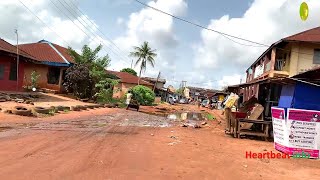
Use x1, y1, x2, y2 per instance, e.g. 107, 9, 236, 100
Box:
63, 109, 70, 113
205, 113, 215, 120
48, 109, 56, 116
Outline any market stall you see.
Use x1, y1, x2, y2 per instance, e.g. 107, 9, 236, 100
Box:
272, 81, 320, 159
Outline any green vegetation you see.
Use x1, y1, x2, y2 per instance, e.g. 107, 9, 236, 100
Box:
23, 70, 40, 91
31, 70, 40, 89
205, 113, 215, 120
130, 41, 157, 85
176, 88, 184, 95
65, 44, 119, 102
131, 85, 155, 106
120, 68, 137, 76
48, 109, 56, 116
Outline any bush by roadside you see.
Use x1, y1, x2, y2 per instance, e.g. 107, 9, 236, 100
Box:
131, 85, 155, 106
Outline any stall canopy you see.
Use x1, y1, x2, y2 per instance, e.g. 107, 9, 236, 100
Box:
278, 81, 320, 111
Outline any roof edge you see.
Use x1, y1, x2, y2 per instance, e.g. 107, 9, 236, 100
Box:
39, 40, 70, 64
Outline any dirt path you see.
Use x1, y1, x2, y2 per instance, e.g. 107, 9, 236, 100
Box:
0, 106, 319, 180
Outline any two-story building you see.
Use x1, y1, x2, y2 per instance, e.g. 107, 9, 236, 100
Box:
231, 27, 320, 118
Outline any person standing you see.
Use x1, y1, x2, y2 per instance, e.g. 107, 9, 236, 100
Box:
126, 90, 133, 107
197, 99, 201, 108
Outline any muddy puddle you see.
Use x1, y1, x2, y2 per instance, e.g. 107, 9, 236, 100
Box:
138, 111, 206, 127
166, 112, 204, 121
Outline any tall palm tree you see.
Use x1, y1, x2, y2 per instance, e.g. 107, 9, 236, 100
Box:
130, 41, 157, 85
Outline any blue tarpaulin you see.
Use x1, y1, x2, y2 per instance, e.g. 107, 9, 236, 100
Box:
278, 84, 295, 108
278, 82, 320, 111
292, 82, 320, 111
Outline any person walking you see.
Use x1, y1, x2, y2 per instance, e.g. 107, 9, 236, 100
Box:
126, 90, 133, 108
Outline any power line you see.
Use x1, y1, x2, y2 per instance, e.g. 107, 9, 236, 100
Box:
133, 0, 269, 47
133, 0, 320, 59
18, 0, 71, 47
66, 0, 133, 61
48, 0, 116, 59
58, 0, 132, 64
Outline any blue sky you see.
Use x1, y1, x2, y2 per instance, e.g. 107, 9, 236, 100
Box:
1, 0, 320, 89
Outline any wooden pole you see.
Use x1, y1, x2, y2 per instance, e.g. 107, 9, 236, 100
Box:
153, 71, 160, 92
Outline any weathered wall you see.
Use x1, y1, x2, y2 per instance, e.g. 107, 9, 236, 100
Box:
0, 55, 25, 91
113, 83, 153, 99
23, 64, 65, 91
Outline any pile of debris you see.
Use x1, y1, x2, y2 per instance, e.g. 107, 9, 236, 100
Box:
0, 92, 39, 105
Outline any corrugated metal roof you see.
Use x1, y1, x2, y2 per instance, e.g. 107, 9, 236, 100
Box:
107, 70, 154, 86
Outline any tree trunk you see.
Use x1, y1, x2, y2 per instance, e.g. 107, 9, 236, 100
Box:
138, 66, 142, 85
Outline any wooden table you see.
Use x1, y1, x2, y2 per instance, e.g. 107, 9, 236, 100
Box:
236, 119, 272, 141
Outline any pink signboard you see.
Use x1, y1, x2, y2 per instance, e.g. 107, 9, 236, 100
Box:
271, 108, 320, 159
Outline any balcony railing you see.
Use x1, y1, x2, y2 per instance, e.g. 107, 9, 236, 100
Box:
275, 59, 285, 71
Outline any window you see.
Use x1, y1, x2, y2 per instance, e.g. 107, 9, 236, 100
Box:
9, 62, 17, 81
47, 67, 60, 85
313, 49, 320, 64
0, 65, 4, 80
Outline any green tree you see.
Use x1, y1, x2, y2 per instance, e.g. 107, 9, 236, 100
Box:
65, 44, 118, 101
120, 68, 137, 76
176, 88, 184, 95
130, 41, 157, 85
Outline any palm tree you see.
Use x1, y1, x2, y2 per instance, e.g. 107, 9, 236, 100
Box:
130, 41, 157, 85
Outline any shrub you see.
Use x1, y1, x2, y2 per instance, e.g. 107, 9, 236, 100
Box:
94, 79, 119, 103
120, 68, 137, 76
63, 64, 93, 99
31, 70, 40, 89
131, 85, 155, 106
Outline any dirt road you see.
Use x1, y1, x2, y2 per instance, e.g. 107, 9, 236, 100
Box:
0, 107, 319, 180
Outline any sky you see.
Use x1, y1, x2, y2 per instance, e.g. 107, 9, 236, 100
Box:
1, 0, 320, 90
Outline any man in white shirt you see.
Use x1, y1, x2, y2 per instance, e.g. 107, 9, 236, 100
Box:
126, 90, 133, 106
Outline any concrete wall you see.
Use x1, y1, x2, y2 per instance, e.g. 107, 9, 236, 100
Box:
0, 55, 25, 91
113, 83, 153, 99
288, 42, 320, 77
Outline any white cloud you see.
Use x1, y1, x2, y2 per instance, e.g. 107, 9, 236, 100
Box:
192, 0, 320, 89
112, 0, 187, 76
218, 74, 242, 88
0, 0, 108, 52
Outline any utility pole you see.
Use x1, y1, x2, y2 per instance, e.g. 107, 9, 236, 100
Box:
14, 29, 19, 91
153, 71, 161, 92
182, 81, 187, 88
131, 59, 133, 69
